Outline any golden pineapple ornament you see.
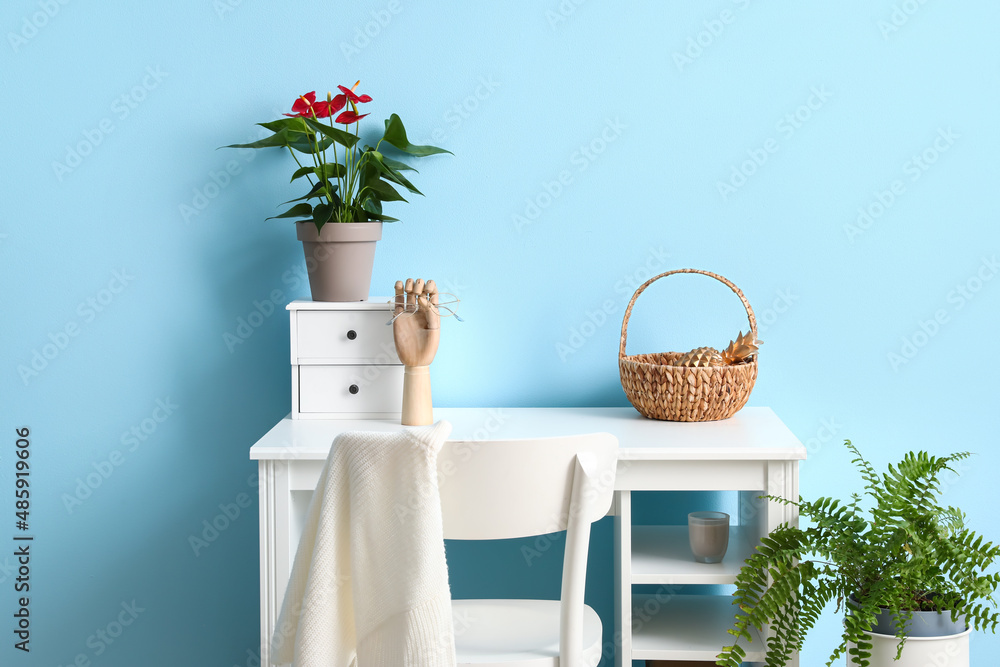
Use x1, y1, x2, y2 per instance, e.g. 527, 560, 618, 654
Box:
721, 330, 760, 365
676, 330, 760, 368
675, 346, 724, 368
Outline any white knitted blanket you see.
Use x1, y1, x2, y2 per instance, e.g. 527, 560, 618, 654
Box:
271, 421, 456, 667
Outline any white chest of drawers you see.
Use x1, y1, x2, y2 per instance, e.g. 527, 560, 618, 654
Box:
287, 299, 403, 419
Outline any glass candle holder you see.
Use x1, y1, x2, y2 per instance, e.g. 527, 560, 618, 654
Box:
688, 511, 730, 564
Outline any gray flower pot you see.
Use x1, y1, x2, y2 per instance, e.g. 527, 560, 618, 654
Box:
870, 605, 967, 638
847, 596, 970, 666
849, 594, 967, 638
296, 222, 382, 302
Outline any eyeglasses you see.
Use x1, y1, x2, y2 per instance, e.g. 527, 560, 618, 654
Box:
385, 293, 464, 326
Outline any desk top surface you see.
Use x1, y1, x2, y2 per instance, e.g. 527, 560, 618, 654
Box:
249, 407, 806, 462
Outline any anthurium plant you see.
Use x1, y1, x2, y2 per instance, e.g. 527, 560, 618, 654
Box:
227, 82, 450, 232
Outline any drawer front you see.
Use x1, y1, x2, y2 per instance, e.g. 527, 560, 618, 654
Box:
295, 310, 399, 364
298, 365, 403, 415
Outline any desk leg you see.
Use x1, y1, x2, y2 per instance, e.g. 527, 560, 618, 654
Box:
738, 461, 801, 667
258, 461, 276, 667
769, 460, 800, 667
613, 490, 631, 667
260, 460, 294, 667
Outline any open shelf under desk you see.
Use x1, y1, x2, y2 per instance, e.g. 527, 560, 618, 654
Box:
630, 593, 764, 662
631, 525, 754, 585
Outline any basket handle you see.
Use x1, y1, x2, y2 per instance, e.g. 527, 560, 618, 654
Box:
618, 268, 758, 359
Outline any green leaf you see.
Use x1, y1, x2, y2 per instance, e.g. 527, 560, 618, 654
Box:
265, 203, 312, 221
288, 132, 334, 155
224, 129, 295, 150
371, 151, 423, 195
303, 118, 360, 148
361, 211, 399, 222
357, 159, 380, 192
318, 162, 346, 180
258, 117, 310, 134
290, 163, 346, 182
359, 178, 406, 204
382, 113, 452, 156
375, 152, 416, 172
283, 180, 334, 204
312, 201, 335, 228
290, 166, 316, 182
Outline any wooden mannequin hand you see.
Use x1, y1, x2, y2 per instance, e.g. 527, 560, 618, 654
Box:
393, 278, 440, 367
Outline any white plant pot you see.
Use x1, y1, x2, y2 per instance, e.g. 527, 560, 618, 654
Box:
847, 627, 970, 667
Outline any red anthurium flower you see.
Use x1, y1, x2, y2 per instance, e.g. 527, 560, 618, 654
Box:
336, 110, 369, 125
283, 91, 317, 117
337, 84, 372, 104
312, 102, 332, 118
313, 94, 347, 119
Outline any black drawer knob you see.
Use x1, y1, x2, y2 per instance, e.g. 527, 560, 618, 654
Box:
349, 384, 360, 395
347, 329, 357, 340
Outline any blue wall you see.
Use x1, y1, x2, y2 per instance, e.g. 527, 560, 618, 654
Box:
2, 1, 999, 665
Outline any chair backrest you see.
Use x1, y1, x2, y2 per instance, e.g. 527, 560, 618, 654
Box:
437, 433, 619, 541
437, 432, 619, 667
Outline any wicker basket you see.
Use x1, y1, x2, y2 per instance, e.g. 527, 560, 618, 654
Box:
618, 269, 758, 422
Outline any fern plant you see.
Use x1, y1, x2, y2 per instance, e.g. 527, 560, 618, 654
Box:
717, 440, 1000, 667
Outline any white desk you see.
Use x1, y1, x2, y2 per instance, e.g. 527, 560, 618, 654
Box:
250, 406, 806, 666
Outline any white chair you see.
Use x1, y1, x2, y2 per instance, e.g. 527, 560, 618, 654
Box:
437, 433, 619, 667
